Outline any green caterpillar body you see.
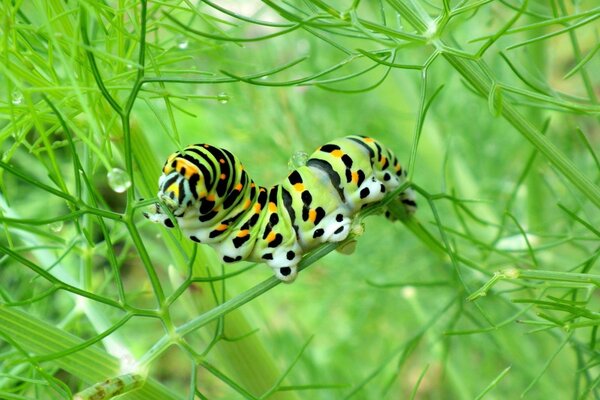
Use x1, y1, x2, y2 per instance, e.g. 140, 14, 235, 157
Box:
144, 135, 416, 282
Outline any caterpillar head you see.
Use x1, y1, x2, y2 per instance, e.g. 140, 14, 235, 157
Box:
157, 152, 204, 215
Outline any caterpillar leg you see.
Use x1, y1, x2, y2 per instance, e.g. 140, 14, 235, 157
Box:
143, 204, 176, 229
273, 264, 298, 283
307, 212, 352, 245
384, 187, 417, 221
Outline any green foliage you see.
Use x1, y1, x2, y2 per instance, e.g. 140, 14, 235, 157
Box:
1, 0, 599, 399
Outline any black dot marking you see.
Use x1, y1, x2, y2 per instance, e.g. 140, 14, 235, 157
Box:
268, 233, 283, 248
380, 184, 386, 193
223, 255, 242, 263
142, 212, 149, 219
345, 168, 352, 183
334, 226, 345, 234
336, 214, 343, 222
199, 198, 215, 214
341, 154, 353, 168
381, 157, 389, 169
301, 190, 312, 205
313, 228, 324, 238
314, 207, 326, 225
356, 170, 365, 187
198, 210, 218, 222
402, 199, 418, 208
190, 235, 201, 243
385, 211, 391, 218
280, 267, 292, 276
360, 187, 370, 199
233, 234, 251, 248
384, 173, 391, 181
164, 219, 174, 228
286, 251, 295, 260
288, 170, 303, 185
262, 253, 273, 260
320, 144, 341, 153
269, 213, 279, 226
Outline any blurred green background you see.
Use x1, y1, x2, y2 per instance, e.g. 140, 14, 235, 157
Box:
1, 1, 599, 399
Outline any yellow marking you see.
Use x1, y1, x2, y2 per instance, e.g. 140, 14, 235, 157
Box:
199, 191, 207, 198
243, 199, 251, 209
206, 194, 216, 201
293, 183, 305, 192
220, 173, 226, 180
216, 223, 228, 231
251, 183, 256, 188
266, 231, 276, 243
380, 156, 387, 167
203, 144, 210, 148
254, 203, 262, 212
175, 158, 200, 179
351, 171, 359, 184
395, 164, 401, 171
269, 202, 277, 212
235, 183, 243, 191
237, 230, 249, 237
363, 137, 374, 143
167, 183, 179, 197
331, 149, 343, 158
308, 209, 316, 222
219, 158, 225, 164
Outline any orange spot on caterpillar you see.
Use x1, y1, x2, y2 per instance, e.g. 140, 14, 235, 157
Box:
216, 223, 228, 231
235, 183, 243, 191
363, 137, 374, 143
331, 149, 343, 157
269, 202, 277, 212
206, 194, 216, 201
293, 183, 304, 192
395, 164, 401, 171
219, 158, 225, 164
266, 231, 276, 242
351, 171, 359, 183
237, 230, 249, 237
220, 173, 226, 180
254, 203, 262, 212
243, 199, 251, 209
308, 209, 317, 222
380, 156, 387, 167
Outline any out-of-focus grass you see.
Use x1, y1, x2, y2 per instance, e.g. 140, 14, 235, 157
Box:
1, 1, 599, 399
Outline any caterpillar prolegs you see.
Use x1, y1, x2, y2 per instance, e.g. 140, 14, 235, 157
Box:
144, 136, 416, 283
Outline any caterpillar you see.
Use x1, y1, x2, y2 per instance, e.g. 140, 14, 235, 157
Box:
144, 135, 416, 283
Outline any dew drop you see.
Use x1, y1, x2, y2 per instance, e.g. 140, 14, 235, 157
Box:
216, 92, 229, 104
107, 168, 131, 193
11, 89, 23, 105
49, 220, 64, 233
287, 151, 309, 170
178, 40, 189, 50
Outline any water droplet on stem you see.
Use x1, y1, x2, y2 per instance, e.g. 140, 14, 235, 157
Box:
107, 168, 131, 193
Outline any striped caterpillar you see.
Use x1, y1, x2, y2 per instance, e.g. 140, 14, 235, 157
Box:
144, 136, 416, 282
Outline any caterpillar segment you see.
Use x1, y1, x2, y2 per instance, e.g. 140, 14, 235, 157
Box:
144, 136, 416, 283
